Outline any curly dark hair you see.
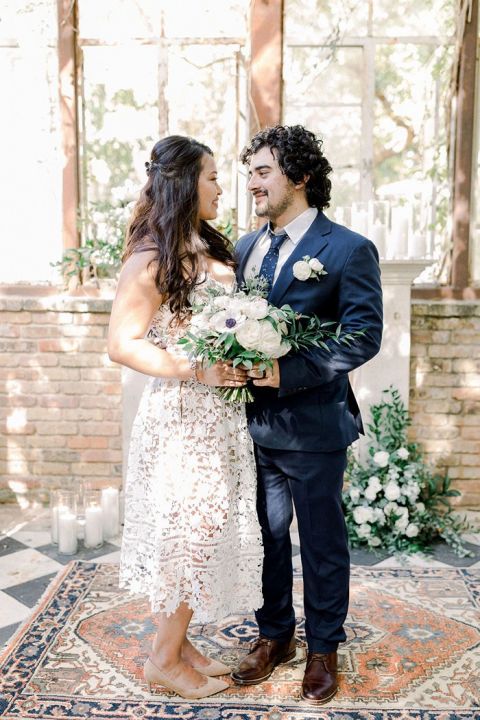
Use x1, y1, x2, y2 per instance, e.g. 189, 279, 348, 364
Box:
123, 135, 234, 321
240, 125, 332, 210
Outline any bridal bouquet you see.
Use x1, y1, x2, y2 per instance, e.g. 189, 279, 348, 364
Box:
178, 276, 362, 402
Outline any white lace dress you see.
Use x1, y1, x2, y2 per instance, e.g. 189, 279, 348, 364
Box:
119, 276, 264, 622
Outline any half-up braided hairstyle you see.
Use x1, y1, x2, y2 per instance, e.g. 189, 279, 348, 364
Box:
240, 125, 332, 210
124, 135, 234, 320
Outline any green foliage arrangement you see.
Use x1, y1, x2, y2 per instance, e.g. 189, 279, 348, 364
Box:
51, 200, 130, 288
343, 387, 470, 556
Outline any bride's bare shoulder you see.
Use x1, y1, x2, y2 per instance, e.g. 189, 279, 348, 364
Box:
116, 247, 163, 304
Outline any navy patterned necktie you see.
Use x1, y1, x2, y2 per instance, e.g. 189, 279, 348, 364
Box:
258, 229, 288, 292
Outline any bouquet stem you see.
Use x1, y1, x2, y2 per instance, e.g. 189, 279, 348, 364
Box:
216, 386, 255, 403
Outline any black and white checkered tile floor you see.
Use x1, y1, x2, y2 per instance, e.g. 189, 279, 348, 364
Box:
1, 507, 478, 651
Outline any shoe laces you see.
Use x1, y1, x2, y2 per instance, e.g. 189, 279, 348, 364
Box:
250, 637, 273, 651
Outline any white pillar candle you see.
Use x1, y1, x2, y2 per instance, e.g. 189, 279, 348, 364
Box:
389, 207, 409, 258
101, 487, 120, 539
408, 231, 427, 258
370, 222, 386, 259
84, 506, 103, 548
352, 209, 368, 236
58, 511, 78, 554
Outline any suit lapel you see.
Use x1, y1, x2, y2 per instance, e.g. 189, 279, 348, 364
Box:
269, 212, 332, 306
236, 224, 267, 285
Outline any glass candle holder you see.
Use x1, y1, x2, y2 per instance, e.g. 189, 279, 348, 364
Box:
368, 200, 389, 259
351, 201, 369, 235
76, 483, 86, 541
57, 490, 78, 555
334, 206, 351, 227
50, 489, 60, 545
84, 490, 104, 549
101, 486, 120, 540
389, 203, 411, 259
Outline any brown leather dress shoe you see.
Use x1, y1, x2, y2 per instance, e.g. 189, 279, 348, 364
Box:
231, 636, 297, 685
301, 651, 338, 704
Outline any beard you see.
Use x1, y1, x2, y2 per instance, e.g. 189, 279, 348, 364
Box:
254, 186, 295, 220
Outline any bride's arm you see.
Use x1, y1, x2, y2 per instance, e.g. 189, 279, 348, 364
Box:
107, 250, 247, 387
108, 250, 193, 379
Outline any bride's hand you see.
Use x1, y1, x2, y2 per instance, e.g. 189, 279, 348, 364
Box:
196, 361, 248, 387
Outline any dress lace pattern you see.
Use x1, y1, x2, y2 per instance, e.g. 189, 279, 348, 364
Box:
119, 275, 264, 622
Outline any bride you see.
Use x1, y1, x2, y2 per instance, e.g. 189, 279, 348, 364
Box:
107, 135, 263, 699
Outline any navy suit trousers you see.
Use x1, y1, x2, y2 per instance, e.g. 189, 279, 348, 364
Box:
254, 444, 349, 653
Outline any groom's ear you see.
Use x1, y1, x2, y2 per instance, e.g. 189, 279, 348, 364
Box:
294, 174, 310, 190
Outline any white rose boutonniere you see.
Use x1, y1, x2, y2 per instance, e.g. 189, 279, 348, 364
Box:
292, 255, 328, 282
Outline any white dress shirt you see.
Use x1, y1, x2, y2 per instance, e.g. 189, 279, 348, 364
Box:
244, 207, 318, 283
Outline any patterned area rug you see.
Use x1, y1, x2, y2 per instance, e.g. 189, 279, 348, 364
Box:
0, 562, 479, 719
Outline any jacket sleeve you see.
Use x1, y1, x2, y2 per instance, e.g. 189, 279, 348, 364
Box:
278, 239, 383, 396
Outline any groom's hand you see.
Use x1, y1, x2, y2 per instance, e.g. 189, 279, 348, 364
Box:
249, 360, 280, 388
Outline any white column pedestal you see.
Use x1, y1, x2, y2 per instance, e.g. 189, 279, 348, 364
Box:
350, 260, 432, 453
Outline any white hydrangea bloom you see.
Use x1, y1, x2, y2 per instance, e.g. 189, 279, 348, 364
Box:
349, 487, 361, 503
373, 508, 386, 525
397, 447, 409, 460
353, 506, 374, 524
384, 482, 401, 501
357, 523, 372, 538
364, 485, 379, 501
373, 451, 390, 468
406, 523, 419, 537
368, 476, 382, 491
395, 514, 409, 531
384, 501, 399, 516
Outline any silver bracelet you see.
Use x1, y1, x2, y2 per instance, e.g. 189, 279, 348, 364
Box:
189, 355, 199, 381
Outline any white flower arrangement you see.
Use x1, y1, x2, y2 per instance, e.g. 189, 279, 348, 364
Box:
292, 255, 327, 281
178, 276, 362, 402
343, 387, 471, 556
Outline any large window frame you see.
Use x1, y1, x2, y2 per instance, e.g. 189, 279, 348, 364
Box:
57, 0, 479, 296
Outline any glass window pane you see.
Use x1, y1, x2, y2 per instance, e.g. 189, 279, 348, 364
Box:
283, 45, 363, 206
81, 46, 159, 247
284, 46, 363, 106
373, 0, 455, 37
329, 169, 362, 210
0, 0, 57, 43
374, 42, 452, 257
79, 0, 161, 40
167, 44, 242, 222
284, 0, 368, 41
78, 0, 248, 40
373, 43, 450, 191
164, 0, 248, 38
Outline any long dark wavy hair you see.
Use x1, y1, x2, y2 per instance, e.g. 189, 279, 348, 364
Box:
240, 125, 332, 210
124, 135, 234, 320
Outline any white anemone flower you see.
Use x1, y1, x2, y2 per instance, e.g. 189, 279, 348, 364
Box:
209, 309, 246, 334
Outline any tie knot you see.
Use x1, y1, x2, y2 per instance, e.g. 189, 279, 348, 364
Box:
268, 229, 288, 250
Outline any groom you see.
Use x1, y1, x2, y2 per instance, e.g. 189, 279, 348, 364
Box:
232, 125, 383, 704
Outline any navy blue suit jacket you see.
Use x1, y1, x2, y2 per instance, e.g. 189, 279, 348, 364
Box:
235, 211, 383, 452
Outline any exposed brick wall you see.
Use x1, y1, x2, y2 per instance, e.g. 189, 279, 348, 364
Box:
0, 295, 121, 505
410, 301, 480, 509
1, 295, 479, 510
